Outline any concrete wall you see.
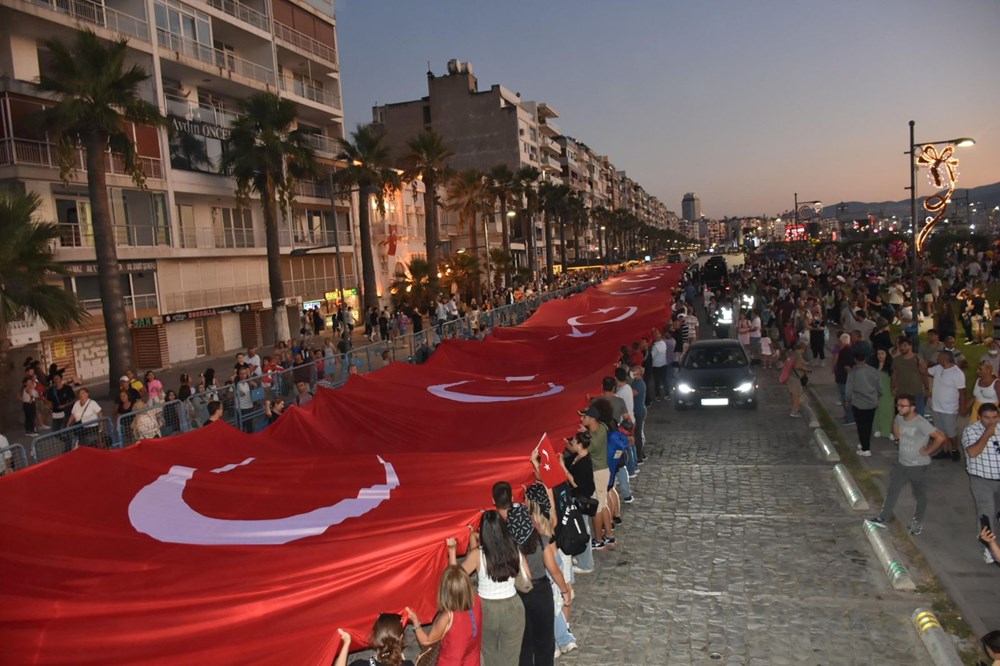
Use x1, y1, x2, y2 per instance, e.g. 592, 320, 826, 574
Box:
220, 313, 242, 351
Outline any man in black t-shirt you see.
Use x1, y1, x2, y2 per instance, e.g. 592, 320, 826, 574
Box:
46, 374, 76, 431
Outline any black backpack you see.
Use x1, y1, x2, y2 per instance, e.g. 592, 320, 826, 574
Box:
554, 485, 590, 557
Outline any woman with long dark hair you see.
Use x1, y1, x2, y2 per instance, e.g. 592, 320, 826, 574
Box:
334, 613, 413, 666
458, 511, 524, 666
507, 503, 571, 666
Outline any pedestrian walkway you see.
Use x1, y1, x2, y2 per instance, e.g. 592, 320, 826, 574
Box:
561, 371, 939, 664
804, 359, 1000, 637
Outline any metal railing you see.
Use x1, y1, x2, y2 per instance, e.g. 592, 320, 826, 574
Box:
0, 138, 162, 179
80, 294, 159, 313
278, 76, 341, 109
302, 133, 340, 156
273, 21, 338, 66
31, 418, 115, 463
29, 0, 150, 41
156, 29, 275, 86
7, 281, 596, 471
204, 0, 268, 31
165, 95, 239, 128
162, 284, 269, 312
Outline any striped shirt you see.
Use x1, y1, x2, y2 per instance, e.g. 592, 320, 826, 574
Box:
961, 421, 1000, 480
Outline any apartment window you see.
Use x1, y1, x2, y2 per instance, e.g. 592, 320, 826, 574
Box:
177, 204, 196, 248
109, 189, 170, 247
155, 0, 211, 48
422, 106, 431, 124
212, 206, 255, 248
529, 128, 537, 141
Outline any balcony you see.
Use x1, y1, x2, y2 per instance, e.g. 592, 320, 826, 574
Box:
541, 137, 560, 156
163, 284, 269, 312
283, 275, 356, 298
303, 133, 340, 157
56, 223, 170, 248
273, 21, 338, 67
29, 0, 150, 42
165, 94, 239, 128
204, 0, 268, 31
81, 293, 159, 313
539, 120, 560, 137
283, 228, 353, 248
0, 138, 163, 180
156, 29, 275, 86
278, 75, 341, 109
541, 155, 560, 173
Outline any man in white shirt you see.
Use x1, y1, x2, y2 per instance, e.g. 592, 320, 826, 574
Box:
928, 350, 967, 461
245, 347, 262, 377
960, 403, 1000, 563
650, 330, 668, 400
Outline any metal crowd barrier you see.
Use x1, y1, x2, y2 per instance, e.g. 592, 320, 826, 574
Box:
1, 442, 30, 475
31, 417, 116, 463
8, 281, 597, 471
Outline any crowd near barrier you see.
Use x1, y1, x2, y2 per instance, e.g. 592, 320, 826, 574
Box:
6, 283, 592, 471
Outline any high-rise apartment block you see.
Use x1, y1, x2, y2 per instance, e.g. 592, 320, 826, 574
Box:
0, 0, 389, 379
374, 61, 676, 265
682, 192, 701, 222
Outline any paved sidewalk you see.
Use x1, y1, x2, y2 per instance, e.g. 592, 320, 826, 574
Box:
561, 373, 939, 664
804, 359, 1000, 637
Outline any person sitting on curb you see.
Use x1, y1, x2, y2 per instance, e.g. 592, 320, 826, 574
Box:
865, 393, 946, 535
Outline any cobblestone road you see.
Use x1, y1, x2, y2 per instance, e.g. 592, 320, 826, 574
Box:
561, 382, 936, 665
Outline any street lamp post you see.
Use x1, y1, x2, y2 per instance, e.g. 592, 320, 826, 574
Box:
906, 120, 975, 342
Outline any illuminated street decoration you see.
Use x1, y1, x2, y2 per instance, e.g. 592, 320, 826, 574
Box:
914, 144, 960, 254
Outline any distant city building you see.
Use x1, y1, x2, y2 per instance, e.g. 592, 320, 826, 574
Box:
682, 193, 701, 222
373, 60, 677, 266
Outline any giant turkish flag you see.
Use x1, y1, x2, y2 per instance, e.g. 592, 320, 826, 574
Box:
0, 264, 684, 664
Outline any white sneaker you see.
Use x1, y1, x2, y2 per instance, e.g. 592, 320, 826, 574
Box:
984, 548, 996, 564
561, 642, 578, 654
858, 450, 872, 457
554, 647, 561, 659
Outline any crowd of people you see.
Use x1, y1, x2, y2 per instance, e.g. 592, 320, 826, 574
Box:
689, 240, 1000, 571
330, 308, 690, 665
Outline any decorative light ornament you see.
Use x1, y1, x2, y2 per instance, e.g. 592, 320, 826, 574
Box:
915, 144, 961, 255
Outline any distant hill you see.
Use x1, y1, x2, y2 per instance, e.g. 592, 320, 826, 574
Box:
822, 181, 1000, 221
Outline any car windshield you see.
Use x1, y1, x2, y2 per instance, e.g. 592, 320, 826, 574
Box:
684, 347, 748, 369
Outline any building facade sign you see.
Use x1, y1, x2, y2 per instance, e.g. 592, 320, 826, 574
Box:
63, 261, 157, 276
163, 304, 251, 323
168, 115, 228, 174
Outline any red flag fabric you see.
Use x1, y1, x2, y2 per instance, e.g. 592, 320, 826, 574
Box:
535, 433, 567, 489
0, 263, 685, 664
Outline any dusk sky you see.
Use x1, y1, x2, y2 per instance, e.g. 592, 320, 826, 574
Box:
336, 1, 1000, 219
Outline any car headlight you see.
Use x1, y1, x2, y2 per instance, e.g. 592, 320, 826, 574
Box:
677, 383, 695, 394
735, 381, 754, 393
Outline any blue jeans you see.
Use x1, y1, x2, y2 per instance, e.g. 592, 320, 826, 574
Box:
625, 442, 638, 475
574, 520, 594, 571
838, 383, 855, 423
615, 464, 632, 500
554, 609, 575, 650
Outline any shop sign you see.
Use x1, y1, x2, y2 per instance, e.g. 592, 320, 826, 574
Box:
63, 260, 157, 276
131, 316, 162, 328
163, 304, 250, 323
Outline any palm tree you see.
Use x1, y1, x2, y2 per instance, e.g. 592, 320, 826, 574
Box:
444, 251, 480, 303
487, 165, 518, 253
221, 92, 317, 344
403, 129, 453, 267
488, 248, 514, 289
564, 193, 587, 269
539, 182, 572, 281
444, 169, 488, 295
514, 166, 541, 282
0, 191, 87, 431
335, 123, 402, 312
389, 257, 438, 312
35, 30, 165, 392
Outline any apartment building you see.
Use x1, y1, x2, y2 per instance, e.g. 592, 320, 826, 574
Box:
0, 0, 357, 381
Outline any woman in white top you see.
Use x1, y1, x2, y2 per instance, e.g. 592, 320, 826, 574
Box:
968, 359, 1000, 421
459, 510, 524, 666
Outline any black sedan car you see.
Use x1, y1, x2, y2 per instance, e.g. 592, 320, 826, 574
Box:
673, 339, 758, 409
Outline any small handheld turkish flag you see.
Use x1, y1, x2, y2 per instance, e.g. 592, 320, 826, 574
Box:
535, 433, 567, 489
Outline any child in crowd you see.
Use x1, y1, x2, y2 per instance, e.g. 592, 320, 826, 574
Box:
759, 330, 774, 369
